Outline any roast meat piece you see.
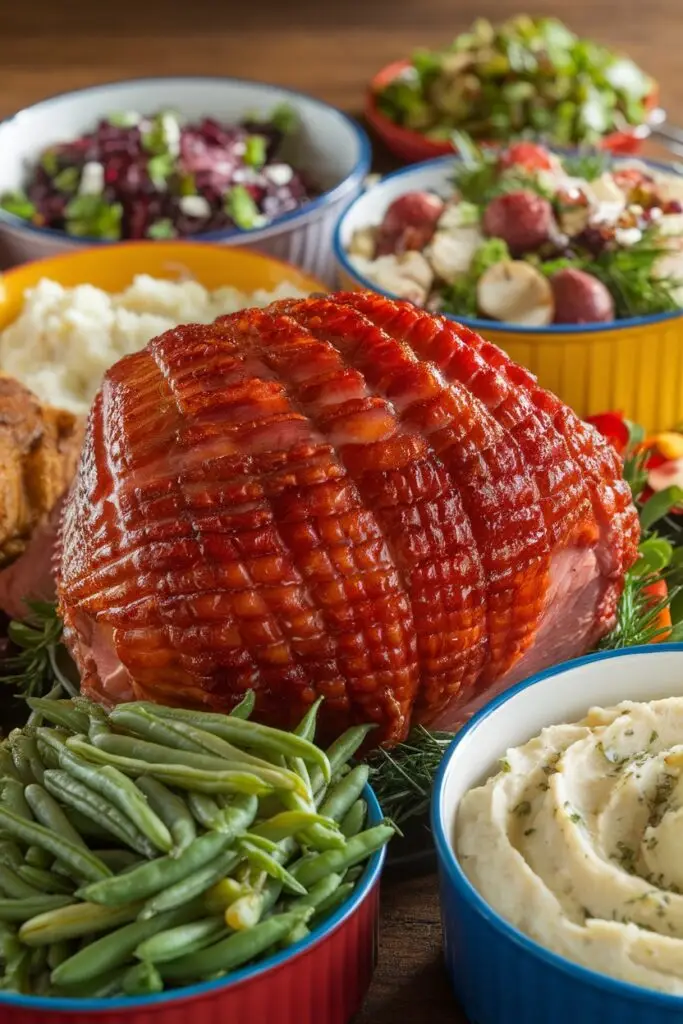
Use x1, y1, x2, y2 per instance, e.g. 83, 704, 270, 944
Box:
0, 376, 84, 620
57, 293, 639, 743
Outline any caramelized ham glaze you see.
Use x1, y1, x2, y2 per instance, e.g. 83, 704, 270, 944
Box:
57, 293, 639, 744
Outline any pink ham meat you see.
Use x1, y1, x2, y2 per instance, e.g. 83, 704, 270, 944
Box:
56, 293, 639, 744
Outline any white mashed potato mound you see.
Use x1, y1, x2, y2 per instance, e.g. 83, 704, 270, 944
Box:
0, 275, 310, 414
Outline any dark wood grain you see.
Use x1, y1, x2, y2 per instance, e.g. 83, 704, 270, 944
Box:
1, 2, 681, 1019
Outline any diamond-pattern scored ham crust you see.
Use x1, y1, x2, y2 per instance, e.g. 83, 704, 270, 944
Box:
57, 293, 639, 745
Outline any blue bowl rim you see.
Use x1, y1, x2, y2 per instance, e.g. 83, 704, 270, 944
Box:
0, 74, 372, 246
0, 782, 386, 1012
333, 152, 683, 335
430, 642, 683, 1009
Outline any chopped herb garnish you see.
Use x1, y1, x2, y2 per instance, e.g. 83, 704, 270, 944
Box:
64, 195, 123, 240
499, 757, 512, 773
147, 153, 175, 189
244, 135, 267, 169
513, 800, 532, 817
146, 218, 177, 240
649, 730, 659, 745
40, 150, 60, 176
53, 167, 80, 194
0, 191, 36, 221
270, 103, 299, 135
225, 185, 261, 230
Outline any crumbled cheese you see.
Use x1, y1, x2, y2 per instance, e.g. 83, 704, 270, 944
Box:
266, 164, 294, 187
586, 173, 627, 225
178, 195, 212, 219
614, 227, 643, 247
78, 161, 105, 196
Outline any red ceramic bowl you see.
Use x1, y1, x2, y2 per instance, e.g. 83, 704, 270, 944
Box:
366, 59, 662, 164
0, 786, 386, 1024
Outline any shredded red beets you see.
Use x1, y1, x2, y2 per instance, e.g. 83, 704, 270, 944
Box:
14, 108, 319, 241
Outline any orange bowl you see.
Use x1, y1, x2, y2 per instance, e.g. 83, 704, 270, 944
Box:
366, 59, 662, 165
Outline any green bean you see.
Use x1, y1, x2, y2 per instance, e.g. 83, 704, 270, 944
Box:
284, 793, 345, 852
66, 737, 275, 797
0, 841, 22, 871
225, 890, 265, 930
284, 873, 343, 913
213, 793, 259, 838
135, 917, 227, 963
8, 731, 35, 784
36, 739, 60, 771
19, 900, 141, 946
111, 707, 296, 778
309, 724, 375, 796
17, 867, 74, 896
240, 833, 279, 855
0, 864, 43, 899
26, 699, 89, 735
93, 726, 307, 797
140, 848, 241, 920
281, 920, 310, 947
117, 702, 331, 781
1, 933, 31, 991
79, 832, 232, 908
135, 777, 196, 855
340, 799, 367, 839
237, 841, 306, 896
47, 939, 73, 970
291, 824, 394, 889
0, 896, 74, 922
62, 807, 113, 843
229, 691, 255, 719
0, 748, 20, 782
51, 966, 126, 998
51, 903, 201, 987
92, 850, 142, 874
56, 747, 173, 854
293, 696, 324, 743
122, 960, 163, 995
187, 792, 223, 830
43, 770, 157, 859
25, 846, 54, 869
0, 805, 111, 883
261, 877, 283, 915
311, 882, 355, 922
1, 778, 33, 821
250, 810, 336, 843
160, 907, 312, 980
343, 865, 365, 884
318, 764, 369, 824
24, 783, 89, 851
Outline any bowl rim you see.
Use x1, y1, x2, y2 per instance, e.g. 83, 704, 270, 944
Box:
0, 74, 372, 246
0, 238, 329, 294
333, 152, 683, 335
430, 642, 683, 1009
0, 782, 386, 1011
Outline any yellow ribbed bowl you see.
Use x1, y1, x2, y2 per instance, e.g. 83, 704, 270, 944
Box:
334, 154, 683, 434
0, 241, 327, 331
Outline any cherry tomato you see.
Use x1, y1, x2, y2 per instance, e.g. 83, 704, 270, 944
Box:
499, 142, 554, 172
642, 578, 672, 643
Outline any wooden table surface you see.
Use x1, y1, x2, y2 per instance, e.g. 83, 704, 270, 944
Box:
2, 1, 682, 1019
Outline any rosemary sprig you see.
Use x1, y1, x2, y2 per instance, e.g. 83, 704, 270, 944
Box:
0, 601, 77, 698
366, 726, 455, 825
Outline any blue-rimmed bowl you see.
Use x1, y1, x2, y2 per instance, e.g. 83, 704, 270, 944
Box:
431, 644, 683, 1024
0, 785, 386, 1024
334, 156, 683, 432
0, 77, 371, 284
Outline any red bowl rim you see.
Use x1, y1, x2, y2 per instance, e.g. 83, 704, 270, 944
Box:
365, 58, 662, 161
0, 784, 387, 1013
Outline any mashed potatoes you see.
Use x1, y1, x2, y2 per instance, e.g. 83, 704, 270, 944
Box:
0, 275, 309, 414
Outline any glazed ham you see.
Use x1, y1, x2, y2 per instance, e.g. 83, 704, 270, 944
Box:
57, 293, 639, 744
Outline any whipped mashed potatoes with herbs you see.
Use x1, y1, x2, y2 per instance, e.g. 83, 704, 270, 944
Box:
456, 699, 683, 994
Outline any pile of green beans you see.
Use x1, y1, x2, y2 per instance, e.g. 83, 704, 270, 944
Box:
0, 691, 394, 998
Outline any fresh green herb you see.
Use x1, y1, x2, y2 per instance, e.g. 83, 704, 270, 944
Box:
225, 185, 261, 230
614, 841, 636, 872
147, 153, 175, 190
582, 228, 682, 319
40, 150, 60, 176
560, 150, 610, 181
365, 727, 455, 825
0, 191, 36, 221
64, 196, 123, 241
141, 111, 180, 156
500, 758, 512, 773
451, 132, 550, 206
649, 731, 659, 745
244, 135, 267, 169
146, 219, 176, 240
513, 801, 532, 817
53, 167, 80, 194
0, 603, 77, 699
270, 103, 299, 135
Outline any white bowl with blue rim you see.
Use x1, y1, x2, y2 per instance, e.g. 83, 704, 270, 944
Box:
333, 155, 683, 433
431, 644, 683, 1024
0, 76, 370, 284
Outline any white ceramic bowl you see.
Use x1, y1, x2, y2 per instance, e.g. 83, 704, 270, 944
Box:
0, 77, 371, 283
432, 645, 683, 1024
